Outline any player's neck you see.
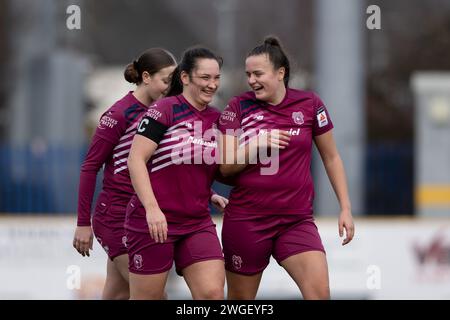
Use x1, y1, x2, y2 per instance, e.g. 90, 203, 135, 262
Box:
182, 92, 207, 111
267, 86, 287, 106
132, 87, 153, 106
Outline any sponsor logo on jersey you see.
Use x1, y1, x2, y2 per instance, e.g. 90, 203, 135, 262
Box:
288, 128, 301, 136
98, 115, 118, 129
317, 109, 328, 128
147, 108, 162, 121
292, 111, 304, 125
187, 136, 218, 148
255, 114, 264, 121
219, 109, 236, 125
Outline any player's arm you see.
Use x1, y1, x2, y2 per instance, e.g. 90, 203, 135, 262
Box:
128, 117, 168, 243
314, 130, 354, 245
219, 130, 290, 177
74, 135, 116, 257
219, 133, 250, 177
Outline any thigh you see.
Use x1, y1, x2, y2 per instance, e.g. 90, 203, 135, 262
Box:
92, 217, 127, 260
103, 256, 129, 300
175, 225, 224, 276
225, 270, 263, 300
280, 251, 330, 300
182, 260, 225, 300
222, 216, 274, 275
273, 217, 325, 264
275, 217, 329, 299
129, 271, 170, 300
112, 254, 129, 282
126, 228, 174, 275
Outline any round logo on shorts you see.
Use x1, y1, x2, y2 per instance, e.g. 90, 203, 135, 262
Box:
232, 255, 243, 270
134, 254, 143, 270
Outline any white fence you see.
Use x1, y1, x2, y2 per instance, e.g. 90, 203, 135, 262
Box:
1, 216, 450, 299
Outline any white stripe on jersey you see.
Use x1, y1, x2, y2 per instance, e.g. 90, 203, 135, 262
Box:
153, 140, 189, 155
159, 133, 190, 145
239, 123, 266, 141
163, 128, 190, 137
125, 122, 138, 134
114, 157, 128, 166
113, 140, 133, 151
241, 112, 263, 125
119, 130, 135, 142
166, 121, 191, 132
242, 115, 264, 129
114, 165, 128, 174
113, 148, 129, 159
150, 154, 193, 173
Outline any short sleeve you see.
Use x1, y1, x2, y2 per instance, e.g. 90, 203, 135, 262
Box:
218, 97, 241, 136
312, 93, 334, 136
136, 101, 172, 144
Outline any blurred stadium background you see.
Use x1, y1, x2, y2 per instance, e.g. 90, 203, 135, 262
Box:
0, 0, 450, 299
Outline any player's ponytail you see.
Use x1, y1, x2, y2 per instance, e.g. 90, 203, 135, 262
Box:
248, 36, 290, 87
264, 37, 281, 47
167, 65, 183, 96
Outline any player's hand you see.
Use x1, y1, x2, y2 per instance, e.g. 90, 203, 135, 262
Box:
253, 129, 291, 150
338, 209, 355, 246
73, 226, 94, 257
211, 194, 229, 214
146, 208, 168, 243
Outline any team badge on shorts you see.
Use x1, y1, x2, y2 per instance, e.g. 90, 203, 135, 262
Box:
292, 111, 304, 125
133, 254, 143, 270
122, 236, 128, 248
232, 255, 243, 270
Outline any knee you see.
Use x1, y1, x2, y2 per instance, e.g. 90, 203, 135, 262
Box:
129, 291, 164, 300
227, 287, 256, 300
112, 291, 130, 300
197, 286, 224, 300
303, 285, 330, 300
103, 288, 130, 300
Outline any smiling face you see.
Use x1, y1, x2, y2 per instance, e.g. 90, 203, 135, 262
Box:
182, 58, 221, 109
245, 54, 286, 105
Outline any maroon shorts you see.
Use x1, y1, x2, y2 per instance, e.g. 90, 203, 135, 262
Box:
92, 214, 128, 261
222, 213, 325, 275
126, 224, 224, 276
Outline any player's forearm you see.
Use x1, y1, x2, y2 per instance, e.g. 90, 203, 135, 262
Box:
128, 155, 160, 211
77, 170, 97, 226
219, 140, 254, 176
322, 154, 352, 211
76, 136, 113, 226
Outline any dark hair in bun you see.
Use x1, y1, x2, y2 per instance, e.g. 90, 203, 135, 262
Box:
124, 48, 176, 85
